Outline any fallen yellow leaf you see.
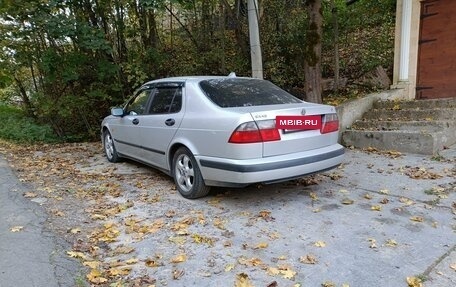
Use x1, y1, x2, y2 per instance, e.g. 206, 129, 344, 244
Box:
169, 236, 186, 245
23, 192, 37, 198
192, 234, 214, 246
321, 281, 335, 287
406, 276, 423, 287
10, 226, 24, 232
254, 242, 268, 249
66, 251, 87, 260
86, 269, 108, 284
368, 238, 377, 249
314, 241, 326, 247
112, 245, 135, 255
267, 267, 280, 276
310, 192, 319, 200
213, 217, 226, 230
450, 263, 456, 271
371, 205, 382, 211
299, 254, 318, 264
145, 258, 162, 267
385, 239, 398, 247
280, 267, 296, 279
399, 197, 414, 206
170, 254, 187, 263
172, 269, 185, 280
125, 258, 139, 265
83, 261, 101, 269
107, 267, 131, 277
238, 257, 263, 267
225, 263, 235, 272
235, 273, 254, 287
341, 198, 354, 205
380, 197, 389, 204
410, 216, 424, 222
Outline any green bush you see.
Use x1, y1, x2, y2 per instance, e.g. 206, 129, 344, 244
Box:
0, 104, 60, 143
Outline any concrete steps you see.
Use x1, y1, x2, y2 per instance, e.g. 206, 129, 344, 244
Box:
342, 98, 456, 155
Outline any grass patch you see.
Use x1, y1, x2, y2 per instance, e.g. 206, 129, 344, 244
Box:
0, 104, 60, 143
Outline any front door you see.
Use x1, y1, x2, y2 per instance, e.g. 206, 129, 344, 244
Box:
417, 0, 456, 99
110, 89, 153, 159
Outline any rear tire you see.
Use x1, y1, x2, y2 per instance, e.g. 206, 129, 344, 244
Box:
172, 147, 210, 199
103, 130, 121, 163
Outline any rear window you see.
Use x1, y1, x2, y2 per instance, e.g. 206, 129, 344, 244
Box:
199, 78, 302, 108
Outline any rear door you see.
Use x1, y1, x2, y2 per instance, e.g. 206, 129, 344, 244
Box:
248, 104, 337, 157
137, 83, 185, 169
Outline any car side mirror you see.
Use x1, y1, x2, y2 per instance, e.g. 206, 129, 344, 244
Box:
111, 107, 125, 117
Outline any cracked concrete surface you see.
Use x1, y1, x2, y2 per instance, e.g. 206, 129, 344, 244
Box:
0, 156, 83, 287
0, 143, 455, 286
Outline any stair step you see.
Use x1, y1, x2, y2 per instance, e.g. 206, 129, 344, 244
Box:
374, 98, 456, 109
363, 108, 456, 121
351, 120, 455, 132
342, 97, 456, 154
342, 130, 455, 155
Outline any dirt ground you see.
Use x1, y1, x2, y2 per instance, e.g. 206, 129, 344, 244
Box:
0, 141, 455, 287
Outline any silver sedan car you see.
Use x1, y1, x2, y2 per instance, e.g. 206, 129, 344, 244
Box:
101, 75, 344, 198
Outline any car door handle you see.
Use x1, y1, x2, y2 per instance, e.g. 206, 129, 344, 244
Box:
165, 118, 175, 126
132, 118, 139, 125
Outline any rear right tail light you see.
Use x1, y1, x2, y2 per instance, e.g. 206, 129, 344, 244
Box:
321, 113, 339, 134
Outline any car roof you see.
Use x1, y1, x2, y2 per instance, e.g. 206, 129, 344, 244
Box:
143, 75, 256, 85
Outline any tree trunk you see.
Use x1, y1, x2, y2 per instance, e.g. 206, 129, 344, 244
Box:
220, 0, 250, 60
219, 2, 226, 74
14, 76, 34, 117
304, 0, 322, 104
147, 10, 159, 49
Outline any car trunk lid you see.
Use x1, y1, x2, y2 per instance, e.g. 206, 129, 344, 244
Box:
246, 103, 338, 157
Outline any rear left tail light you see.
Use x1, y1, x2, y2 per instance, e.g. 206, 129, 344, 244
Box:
229, 120, 280, 143
321, 113, 339, 134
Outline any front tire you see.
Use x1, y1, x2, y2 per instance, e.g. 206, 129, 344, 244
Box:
103, 130, 121, 163
172, 147, 210, 199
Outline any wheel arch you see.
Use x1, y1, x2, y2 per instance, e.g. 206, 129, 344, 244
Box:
101, 125, 110, 145
167, 140, 200, 173
168, 143, 187, 174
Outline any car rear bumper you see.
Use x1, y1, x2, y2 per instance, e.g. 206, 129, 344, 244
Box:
196, 144, 345, 187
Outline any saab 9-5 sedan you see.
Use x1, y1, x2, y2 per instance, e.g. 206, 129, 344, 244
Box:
101, 75, 344, 198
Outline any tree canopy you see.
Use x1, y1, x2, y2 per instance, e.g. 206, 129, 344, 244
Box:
0, 0, 396, 140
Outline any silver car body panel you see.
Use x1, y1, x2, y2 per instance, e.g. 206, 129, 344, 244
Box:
197, 143, 344, 186
101, 76, 344, 187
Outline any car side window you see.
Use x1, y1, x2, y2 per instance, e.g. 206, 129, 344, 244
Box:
126, 90, 151, 115
148, 86, 182, 114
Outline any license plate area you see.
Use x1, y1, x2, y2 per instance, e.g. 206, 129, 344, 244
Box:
276, 115, 322, 131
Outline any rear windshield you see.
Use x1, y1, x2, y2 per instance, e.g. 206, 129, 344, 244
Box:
199, 78, 302, 108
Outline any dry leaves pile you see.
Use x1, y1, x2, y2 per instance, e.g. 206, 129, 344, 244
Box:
2, 140, 454, 287
1, 141, 325, 286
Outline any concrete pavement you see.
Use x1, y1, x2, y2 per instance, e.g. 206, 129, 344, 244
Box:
0, 156, 83, 287
0, 143, 455, 287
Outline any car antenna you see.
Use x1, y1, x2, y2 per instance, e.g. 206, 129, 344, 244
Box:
228, 72, 236, 78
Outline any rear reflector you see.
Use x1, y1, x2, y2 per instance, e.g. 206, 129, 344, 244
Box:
320, 113, 339, 134
229, 120, 280, 143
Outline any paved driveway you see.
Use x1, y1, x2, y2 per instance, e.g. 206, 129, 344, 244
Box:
1, 143, 455, 287
0, 156, 83, 287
